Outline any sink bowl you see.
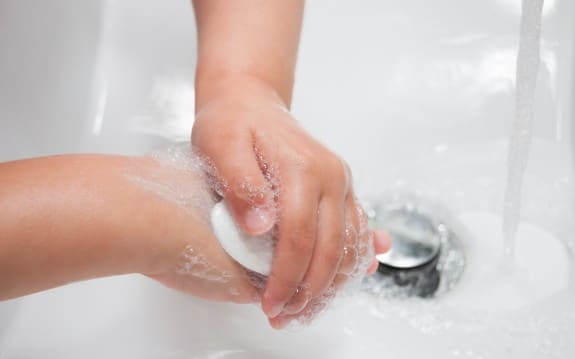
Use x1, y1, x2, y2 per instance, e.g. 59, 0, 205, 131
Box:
0, 0, 574, 358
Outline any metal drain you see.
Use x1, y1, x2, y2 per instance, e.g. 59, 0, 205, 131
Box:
362, 193, 466, 298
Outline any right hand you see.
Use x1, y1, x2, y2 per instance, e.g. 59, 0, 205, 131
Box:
191, 76, 391, 327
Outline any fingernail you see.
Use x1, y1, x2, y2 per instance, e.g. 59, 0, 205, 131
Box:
270, 316, 291, 330
244, 207, 273, 234
269, 302, 286, 318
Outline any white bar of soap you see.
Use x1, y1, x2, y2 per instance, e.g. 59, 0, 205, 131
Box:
210, 201, 274, 276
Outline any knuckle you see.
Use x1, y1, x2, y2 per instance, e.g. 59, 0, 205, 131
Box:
298, 156, 318, 173
325, 156, 349, 193
287, 147, 319, 173
330, 156, 347, 179
228, 176, 267, 202
227, 176, 245, 193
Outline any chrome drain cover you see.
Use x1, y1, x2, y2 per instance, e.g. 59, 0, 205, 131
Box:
363, 193, 466, 298
374, 207, 442, 270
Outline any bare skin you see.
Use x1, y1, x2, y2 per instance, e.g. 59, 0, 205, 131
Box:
0, 155, 390, 312
0, 1, 393, 329
0, 155, 258, 303
192, 0, 385, 328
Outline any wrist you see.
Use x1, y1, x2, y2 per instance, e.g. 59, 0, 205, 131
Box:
195, 72, 289, 112
119, 156, 215, 278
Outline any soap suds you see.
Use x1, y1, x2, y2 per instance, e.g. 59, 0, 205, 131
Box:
128, 144, 377, 326
127, 145, 218, 223
176, 245, 233, 283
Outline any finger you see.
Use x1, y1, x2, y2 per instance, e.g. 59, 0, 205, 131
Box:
337, 195, 361, 275
276, 283, 312, 317
261, 173, 319, 318
367, 229, 392, 274
282, 160, 349, 315
281, 196, 345, 316
269, 285, 337, 329
198, 131, 275, 235
373, 229, 392, 254
268, 315, 291, 330
332, 273, 349, 289
351, 199, 377, 273
367, 257, 379, 275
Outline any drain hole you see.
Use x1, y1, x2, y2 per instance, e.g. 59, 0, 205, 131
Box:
362, 193, 466, 299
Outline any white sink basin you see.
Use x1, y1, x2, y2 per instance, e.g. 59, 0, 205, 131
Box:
1, 0, 574, 358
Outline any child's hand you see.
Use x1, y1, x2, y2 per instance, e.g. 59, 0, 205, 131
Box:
0, 154, 259, 304
192, 77, 388, 327
126, 155, 261, 305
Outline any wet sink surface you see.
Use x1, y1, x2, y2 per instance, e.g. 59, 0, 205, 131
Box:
1, 0, 575, 358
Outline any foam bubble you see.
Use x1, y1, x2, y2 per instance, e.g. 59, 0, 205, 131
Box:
127, 144, 218, 223
176, 245, 233, 283
128, 143, 377, 327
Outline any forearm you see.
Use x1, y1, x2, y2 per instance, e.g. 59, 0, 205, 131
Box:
0, 155, 195, 300
192, 0, 304, 108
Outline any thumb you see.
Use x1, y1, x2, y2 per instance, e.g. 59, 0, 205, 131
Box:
212, 138, 276, 236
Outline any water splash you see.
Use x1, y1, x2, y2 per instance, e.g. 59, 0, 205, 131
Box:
502, 0, 544, 263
